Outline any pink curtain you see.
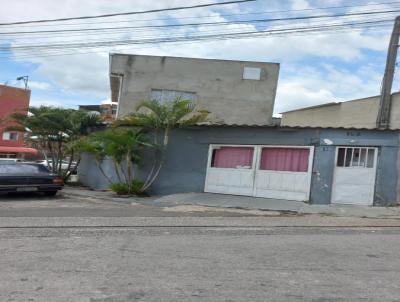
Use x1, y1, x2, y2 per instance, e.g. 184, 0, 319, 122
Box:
260, 148, 309, 172
212, 147, 254, 169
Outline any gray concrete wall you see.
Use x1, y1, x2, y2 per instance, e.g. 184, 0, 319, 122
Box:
78, 127, 399, 206
110, 54, 280, 126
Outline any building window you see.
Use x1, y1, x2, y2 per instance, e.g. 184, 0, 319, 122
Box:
150, 89, 196, 105
243, 67, 261, 80
111, 106, 117, 115
259, 147, 309, 172
2, 132, 18, 141
337, 147, 375, 168
210, 146, 254, 169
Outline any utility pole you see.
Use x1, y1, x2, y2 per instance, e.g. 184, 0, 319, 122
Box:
376, 16, 400, 129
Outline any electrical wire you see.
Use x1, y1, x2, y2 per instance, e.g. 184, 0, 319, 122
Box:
0, 19, 392, 59
1, 8, 399, 36
0, 0, 255, 26
4, 0, 400, 28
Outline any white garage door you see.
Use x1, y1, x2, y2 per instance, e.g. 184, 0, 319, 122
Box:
254, 146, 314, 201
331, 147, 378, 205
204, 145, 314, 201
204, 145, 256, 196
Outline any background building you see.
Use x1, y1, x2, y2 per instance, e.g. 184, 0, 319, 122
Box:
79, 103, 117, 123
0, 84, 37, 158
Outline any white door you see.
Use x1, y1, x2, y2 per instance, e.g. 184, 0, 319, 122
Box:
204, 145, 256, 196
331, 147, 378, 205
254, 146, 314, 201
204, 145, 314, 201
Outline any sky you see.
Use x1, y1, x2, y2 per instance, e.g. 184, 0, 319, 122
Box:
0, 0, 398, 114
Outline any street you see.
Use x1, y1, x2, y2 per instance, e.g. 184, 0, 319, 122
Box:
0, 193, 400, 301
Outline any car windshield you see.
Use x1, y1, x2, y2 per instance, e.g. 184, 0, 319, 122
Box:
0, 164, 50, 175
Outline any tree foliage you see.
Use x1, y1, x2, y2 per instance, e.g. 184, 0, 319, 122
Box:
8, 106, 100, 180
73, 127, 151, 194
114, 99, 210, 191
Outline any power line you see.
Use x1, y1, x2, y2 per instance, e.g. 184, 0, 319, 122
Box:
1, 22, 391, 61
3, 15, 393, 45
2, 8, 399, 35
6, 16, 391, 47
1, 8, 399, 36
3, 14, 395, 43
1, 19, 391, 52
4, 0, 400, 28
0, 0, 255, 26
1, 25, 391, 61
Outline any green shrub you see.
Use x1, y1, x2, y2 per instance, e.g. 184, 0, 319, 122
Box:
110, 180, 144, 195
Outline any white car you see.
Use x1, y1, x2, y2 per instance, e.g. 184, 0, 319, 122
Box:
0, 158, 24, 163
36, 160, 78, 174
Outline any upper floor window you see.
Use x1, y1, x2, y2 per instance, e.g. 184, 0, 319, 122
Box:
2, 132, 18, 141
243, 67, 261, 80
150, 89, 196, 105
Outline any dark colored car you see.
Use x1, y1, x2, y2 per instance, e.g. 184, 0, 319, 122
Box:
0, 163, 64, 196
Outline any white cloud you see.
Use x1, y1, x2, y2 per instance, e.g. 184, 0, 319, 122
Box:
29, 98, 66, 108
0, 0, 394, 111
291, 0, 310, 10
274, 63, 383, 114
28, 81, 51, 90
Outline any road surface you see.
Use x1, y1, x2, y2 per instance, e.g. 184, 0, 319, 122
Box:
0, 193, 399, 301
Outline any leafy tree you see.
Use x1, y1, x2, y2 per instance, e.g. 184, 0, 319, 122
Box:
114, 98, 209, 191
73, 127, 151, 194
8, 106, 100, 180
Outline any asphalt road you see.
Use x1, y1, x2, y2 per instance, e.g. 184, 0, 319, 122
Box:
1, 193, 400, 301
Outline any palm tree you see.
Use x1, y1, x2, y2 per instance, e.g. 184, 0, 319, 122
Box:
114, 98, 209, 191
9, 106, 101, 180
74, 127, 151, 193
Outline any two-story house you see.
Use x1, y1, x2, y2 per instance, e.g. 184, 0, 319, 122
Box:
79, 54, 399, 206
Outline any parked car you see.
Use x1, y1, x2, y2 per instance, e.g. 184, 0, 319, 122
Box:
0, 158, 24, 163
36, 160, 78, 174
0, 163, 64, 196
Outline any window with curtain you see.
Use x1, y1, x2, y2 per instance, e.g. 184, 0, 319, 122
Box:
259, 147, 309, 172
211, 146, 254, 169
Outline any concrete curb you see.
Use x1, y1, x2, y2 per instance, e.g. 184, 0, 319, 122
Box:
64, 187, 400, 219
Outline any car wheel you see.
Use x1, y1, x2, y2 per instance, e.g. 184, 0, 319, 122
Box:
44, 191, 58, 196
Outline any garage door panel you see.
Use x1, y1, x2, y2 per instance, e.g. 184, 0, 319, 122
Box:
206, 169, 253, 188
254, 188, 308, 201
332, 184, 374, 205
206, 184, 254, 196
205, 145, 256, 196
205, 145, 313, 201
254, 147, 313, 201
293, 174, 310, 193
334, 169, 375, 184
256, 172, 308, 193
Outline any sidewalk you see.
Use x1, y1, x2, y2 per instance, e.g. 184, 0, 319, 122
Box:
64, 187, 400, 219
